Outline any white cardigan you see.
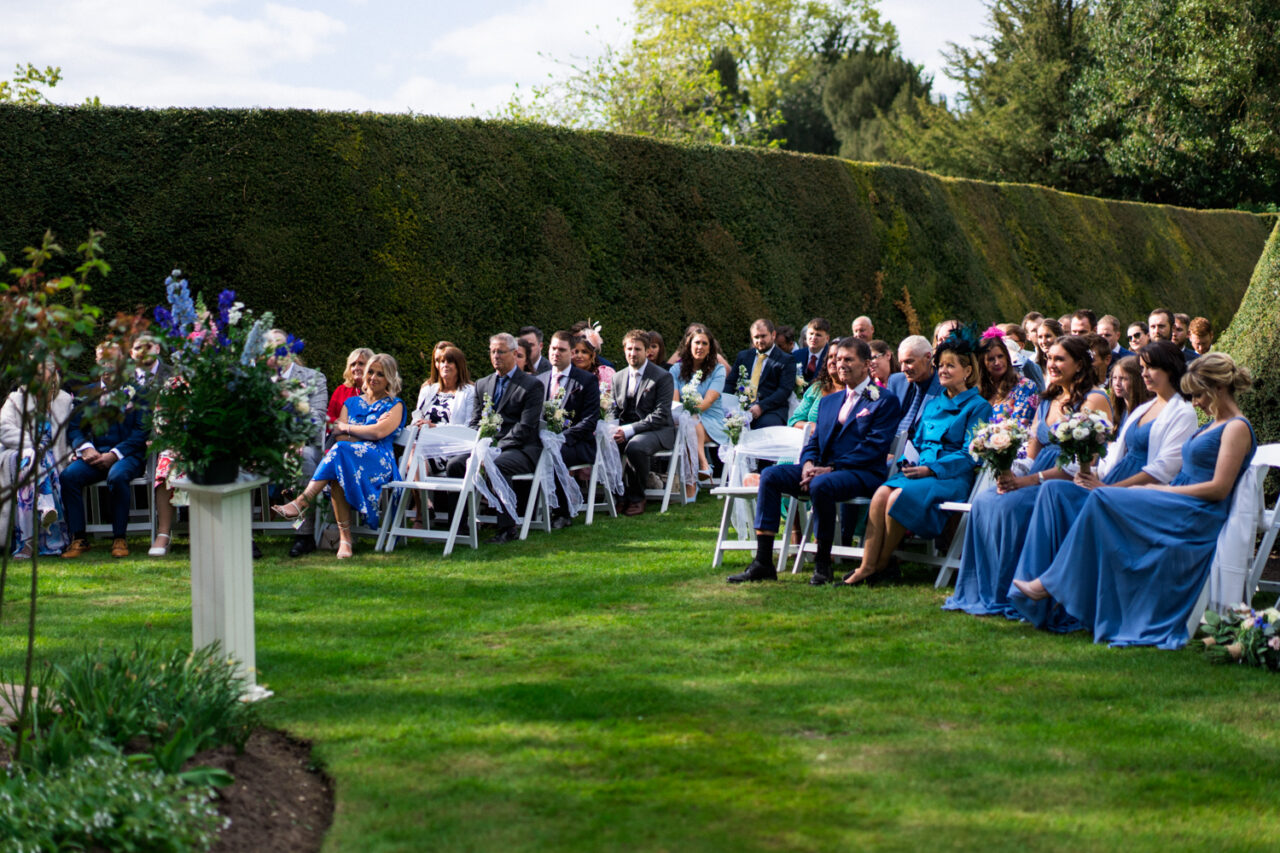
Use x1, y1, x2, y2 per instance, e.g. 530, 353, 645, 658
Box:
1, 388, 73, 468
1097, 394, 1197, 483
413, 383, 475, 427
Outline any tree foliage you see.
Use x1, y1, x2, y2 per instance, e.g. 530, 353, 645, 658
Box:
822, 43, 932, 162
0, 64, 63, 105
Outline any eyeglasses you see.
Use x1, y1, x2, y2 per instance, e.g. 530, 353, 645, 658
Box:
869, 353, 889, 361
1128, 333, 1143, 340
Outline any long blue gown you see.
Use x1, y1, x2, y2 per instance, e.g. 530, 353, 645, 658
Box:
942, 398, 1063, 616
1008, 417, 1155, 631
1015, 417, 1255, 649
312, 395, 406, 528
882, 386, 991, 539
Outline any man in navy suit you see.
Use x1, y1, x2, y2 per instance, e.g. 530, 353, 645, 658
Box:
445, 332, 544, 544
540, 330, 600, 528
61, 341, 150, 559
725, 318, 792, 429
728, 337, 902, 585
792, 317, 831, 384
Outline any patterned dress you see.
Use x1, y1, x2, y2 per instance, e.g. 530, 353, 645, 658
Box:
13, 415, 69, 555
990, 376, 1039, 427
312, 395, 406, 528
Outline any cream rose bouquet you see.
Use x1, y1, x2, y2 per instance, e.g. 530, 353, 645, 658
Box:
969, 419, 1029, 474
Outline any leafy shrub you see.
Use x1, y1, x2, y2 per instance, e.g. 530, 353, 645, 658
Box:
0, 751, 227, 852
1219, 220, 1280, 446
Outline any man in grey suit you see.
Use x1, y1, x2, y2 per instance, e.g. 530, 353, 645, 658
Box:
446, 332, 545, 543
267, 329, 328, 557
611, 329, 675, 516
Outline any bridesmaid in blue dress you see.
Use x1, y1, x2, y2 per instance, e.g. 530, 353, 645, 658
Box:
844, 333, 992, 585
943, 336, 1112, 615
668, 324, 728, 488
1010, 342, 1198, 630
1013, 353, 1256, 649
274, 353, 406, 558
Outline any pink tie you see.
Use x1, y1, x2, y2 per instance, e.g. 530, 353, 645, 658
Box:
838, 389, 858, 424
550, 373, 560, 398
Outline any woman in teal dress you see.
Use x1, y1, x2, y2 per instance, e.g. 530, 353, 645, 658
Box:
668, 324, 728, 486
274, 353, 406, 558
1009, 341, 1197, 630
942, 335, 1113, 615
1013, 353, 1256, 649
843, 330, 992, 585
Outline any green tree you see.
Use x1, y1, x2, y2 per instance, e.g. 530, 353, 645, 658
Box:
822, 42, 932, 162
1060, 0, 1280, 207
0, 64, 62, 104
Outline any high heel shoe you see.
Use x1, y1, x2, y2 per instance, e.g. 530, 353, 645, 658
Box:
336, 521, 353, 559
148, 532, 171, 557
271, 494, 312, 520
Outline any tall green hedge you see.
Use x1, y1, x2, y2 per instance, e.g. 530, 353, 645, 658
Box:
0, 106, 1271, 385
1219, 221, 1280, 445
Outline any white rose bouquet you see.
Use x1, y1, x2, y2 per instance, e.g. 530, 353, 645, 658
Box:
969, 418, 1029, 474
680, 370, 704, 415
543, 385, 570, 434
1048, 409, 1115, 474
477, 393, 502, 440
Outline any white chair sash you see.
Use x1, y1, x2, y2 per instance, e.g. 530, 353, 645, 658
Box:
414, 428, 519, 520
674, 409, 700, 495
717, 426, 804, 540
1207, 464, 1261, 614
595, 420, 625, 496
539, 428, 584, 517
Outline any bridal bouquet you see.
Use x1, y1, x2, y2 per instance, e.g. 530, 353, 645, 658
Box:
543, 386, 570, 433
680, 370, 704, 415
477, 393, 502, 439
969, 419, 1029, 474
1048, 410, 1115, 473
1200, 605, 1280, 670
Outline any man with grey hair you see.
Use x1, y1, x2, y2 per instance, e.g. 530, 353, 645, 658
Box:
266, 328, 328, 557
886, 335, 940, 440
850, 316, 874, 342
446, 332, 544, 543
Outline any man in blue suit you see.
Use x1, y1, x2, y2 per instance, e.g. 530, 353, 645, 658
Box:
792, 317, 831, 384
886, 335, 941, 444
728, 337, 902, 586
61, 341, 150, 559
724, 319, 793, 429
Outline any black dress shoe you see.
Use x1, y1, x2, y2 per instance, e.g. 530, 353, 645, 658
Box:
251, 542, 263, 560
487, 527, 521, 545
289, 536, 317, 557
808, 563, 834, 586
550, 516, 572, 530
727, 558, 778, 584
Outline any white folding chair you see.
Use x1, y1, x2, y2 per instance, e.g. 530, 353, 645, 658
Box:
515, 446, 554, 539
932, 467, 997, 588
376, 425, 489, 556
645, 446, 687, 513
84, 455, 155, 540
574, 427, 619, 526
709, 425, 811, 572
1246, 444, 1280, 598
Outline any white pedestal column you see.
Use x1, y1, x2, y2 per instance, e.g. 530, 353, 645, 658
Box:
174, 474, 273, 701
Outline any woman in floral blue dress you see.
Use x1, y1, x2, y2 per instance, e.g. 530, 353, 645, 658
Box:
2, 360, 72, 557
274, 353, 405, 558
977, 331, 1038, 428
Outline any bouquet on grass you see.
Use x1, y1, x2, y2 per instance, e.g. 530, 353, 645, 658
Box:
1199, 605, 1280, 670
477, 393, 502, 439
969, 418, 1029, 474
680, 370, 704, 415
150, 271, 315, 484
1048, 409, 1115, 475
543, 386, 571, 433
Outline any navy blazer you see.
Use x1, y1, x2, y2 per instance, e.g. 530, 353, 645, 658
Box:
725, 346, 792, 423
67, 382, 149, 462
539, 365, 600, 449
469, 368, 544, 456
800, 385, 902, 480
793, 346, 827, 384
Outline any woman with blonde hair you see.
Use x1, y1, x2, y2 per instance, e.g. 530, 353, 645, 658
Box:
274, 353, 406, 558
327, 347, 375, 425
1013, 352, 1256, 648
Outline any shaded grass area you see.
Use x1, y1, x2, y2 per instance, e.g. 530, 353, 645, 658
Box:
2, 500, 1276, 851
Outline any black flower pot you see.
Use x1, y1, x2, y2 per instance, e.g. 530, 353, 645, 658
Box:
190, 454, 241, 485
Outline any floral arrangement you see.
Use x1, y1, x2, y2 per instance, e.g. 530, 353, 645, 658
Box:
1199, 605, 1280, 670
680, 370, 704, 415
1048, 409, 1115, 472
599, 383, 616, 422
543, 386, 571, 433
477, 393, 502, 439
969, 418, 1030, 474
724, 413, 747, 445
148, 270, 316, 483
793, 363, 808, 400
735, 365, 757, 409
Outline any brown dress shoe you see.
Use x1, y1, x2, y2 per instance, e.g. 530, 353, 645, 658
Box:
110, 538, 130, 558
61, 538, 92, 559
624, 500, 646, 517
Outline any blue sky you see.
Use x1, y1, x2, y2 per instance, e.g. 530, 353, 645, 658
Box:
5, 0, 986, 116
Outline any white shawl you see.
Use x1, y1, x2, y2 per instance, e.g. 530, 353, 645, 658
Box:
413, 383, 475, 427
1097, 395, 1196, 484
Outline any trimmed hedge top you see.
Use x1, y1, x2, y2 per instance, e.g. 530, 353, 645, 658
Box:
0, 106, 1271, 384
1220, 220, 1280, 445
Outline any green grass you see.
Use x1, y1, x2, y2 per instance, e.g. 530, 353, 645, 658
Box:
2, 500, 1277, 852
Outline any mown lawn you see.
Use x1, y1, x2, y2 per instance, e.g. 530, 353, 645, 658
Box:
2, 499, 1276, 852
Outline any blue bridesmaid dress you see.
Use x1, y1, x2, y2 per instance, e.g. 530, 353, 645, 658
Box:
1008, 417, 1155, 631
943, 398, 1063, 616
882, 386, 991, 539
312, 395, 406, 528
1016, 417, 1255, 649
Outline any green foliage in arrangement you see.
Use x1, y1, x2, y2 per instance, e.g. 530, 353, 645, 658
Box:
0, 106, 1271, 385
1218, 221, 1280, 445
